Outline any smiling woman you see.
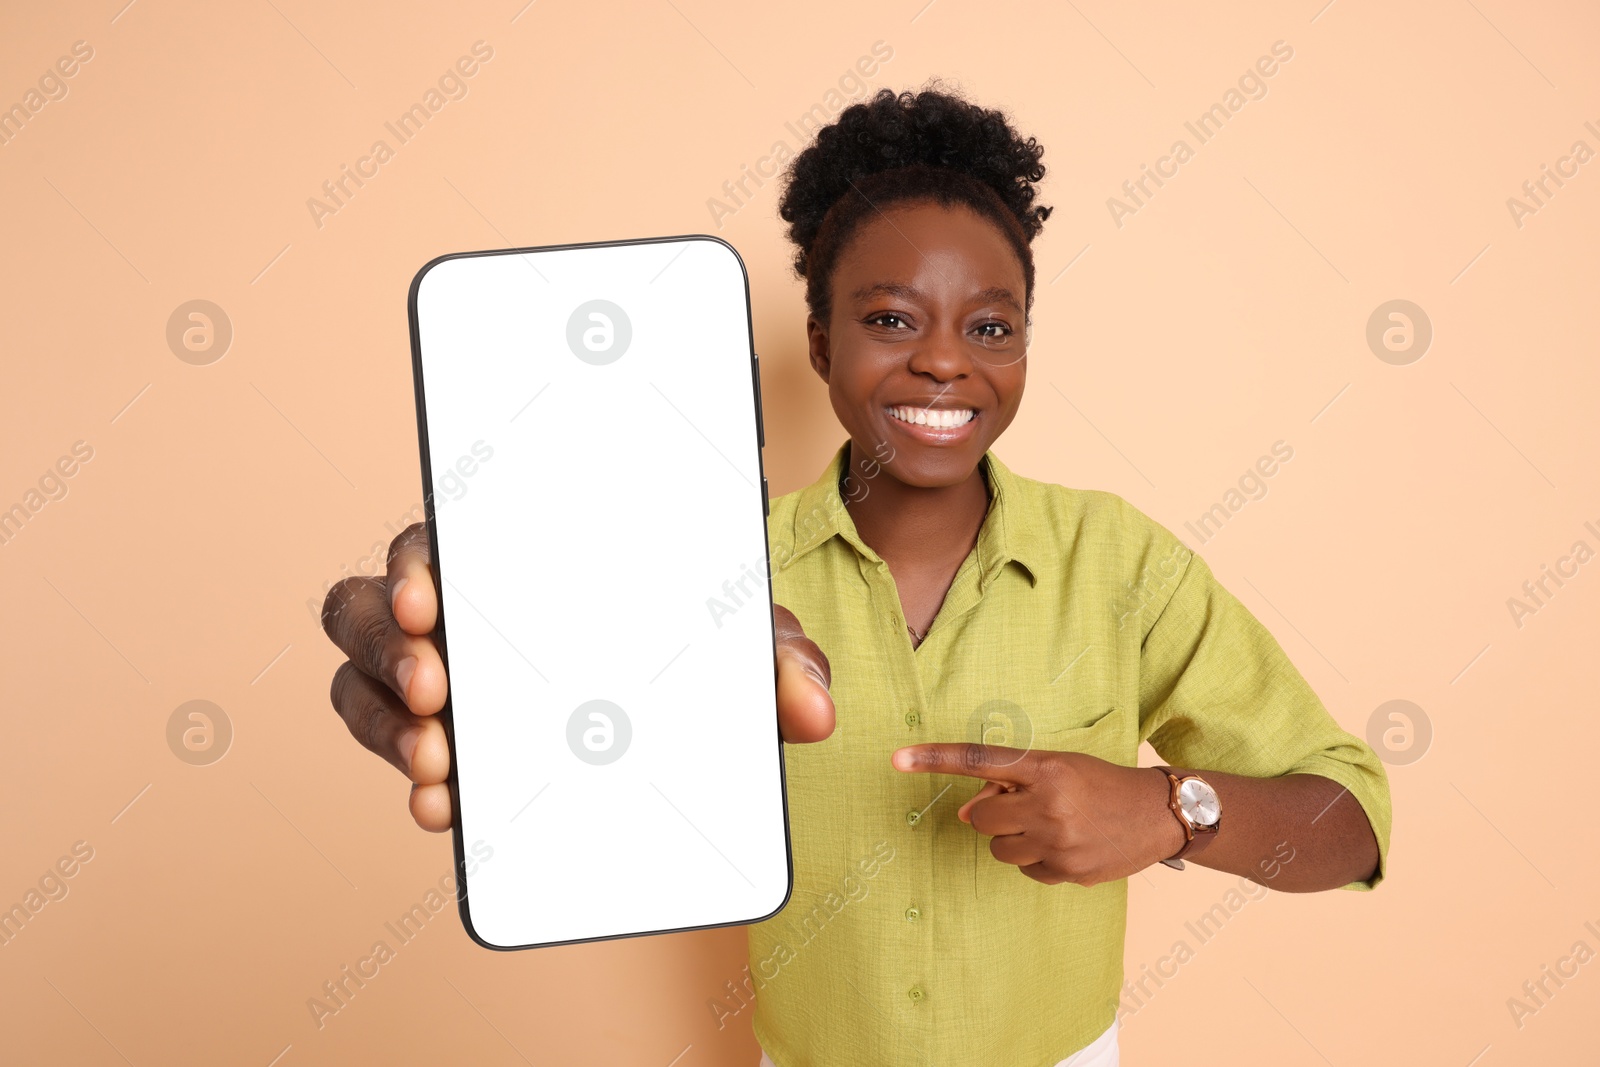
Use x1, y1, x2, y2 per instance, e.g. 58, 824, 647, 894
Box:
776, 81, 1050, 639
743, 81, 1392, 1067
310, 74, 1391, 1067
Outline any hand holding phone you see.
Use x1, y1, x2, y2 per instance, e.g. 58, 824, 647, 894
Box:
322, 235, 833, 950
322, 537, 835, 831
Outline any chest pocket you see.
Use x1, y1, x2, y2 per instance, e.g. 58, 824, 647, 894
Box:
964, 705, 1133, 900
1034, 704, 1130, 762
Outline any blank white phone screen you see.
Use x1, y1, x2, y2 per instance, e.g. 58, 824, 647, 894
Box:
409, 236, 789, 950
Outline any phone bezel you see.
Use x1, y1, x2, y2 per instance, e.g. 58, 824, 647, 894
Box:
405, 233, 792, 951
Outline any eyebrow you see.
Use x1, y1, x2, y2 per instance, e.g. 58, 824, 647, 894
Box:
849, 282, 1023, 313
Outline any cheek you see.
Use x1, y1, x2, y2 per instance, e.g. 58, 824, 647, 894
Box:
825, 359, 880, 422
983, 375, 1026, 433
1004, 357, 1028, 395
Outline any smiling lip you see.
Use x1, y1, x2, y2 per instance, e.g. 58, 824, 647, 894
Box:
885, 404, 980, 444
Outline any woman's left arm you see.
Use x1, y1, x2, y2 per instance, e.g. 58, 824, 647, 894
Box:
1132, 764, 1381, 892
894, 745, 1380, 892
898, 530, 1392, 893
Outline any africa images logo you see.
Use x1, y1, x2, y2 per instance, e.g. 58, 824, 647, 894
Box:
566, 299, 632, 366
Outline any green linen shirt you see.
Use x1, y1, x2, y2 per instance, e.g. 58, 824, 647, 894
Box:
746, 439, 1392, 1067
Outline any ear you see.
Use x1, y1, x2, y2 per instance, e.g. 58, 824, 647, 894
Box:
805, 314, 831, 384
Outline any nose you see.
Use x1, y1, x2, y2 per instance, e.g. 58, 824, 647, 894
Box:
904, 320, 976, 382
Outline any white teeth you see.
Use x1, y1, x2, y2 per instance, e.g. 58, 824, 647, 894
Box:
889, 406, 975, 429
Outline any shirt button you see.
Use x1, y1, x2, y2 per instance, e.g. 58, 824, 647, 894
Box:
904, 905, 921, 921
908, 985, 926, 1002
906, 809, 921, 826
904, 710, 921, 727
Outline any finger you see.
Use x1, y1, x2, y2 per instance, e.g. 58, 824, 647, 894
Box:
957, 781, 1006, 823
1020, 861, 1071, 886
966, 790, 1034, 837
773, 603, 835, 744
330, 661, 451, 784
386, 522, 437, 637
322, 576, 448, 715
409, 782, 453, 833
989, 833, 1043, 868
891, 742, 1038, 785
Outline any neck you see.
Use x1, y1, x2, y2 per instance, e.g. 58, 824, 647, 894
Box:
841, 439, 991, 569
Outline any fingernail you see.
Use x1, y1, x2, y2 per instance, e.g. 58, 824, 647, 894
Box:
396, 656, 417, 701
389, 577, 409, 612
398, 727, 420, 771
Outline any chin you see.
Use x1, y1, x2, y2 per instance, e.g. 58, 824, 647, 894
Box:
880, 448, 985, 489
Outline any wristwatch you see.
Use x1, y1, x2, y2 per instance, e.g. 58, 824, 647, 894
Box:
1155, 766, 1221, 870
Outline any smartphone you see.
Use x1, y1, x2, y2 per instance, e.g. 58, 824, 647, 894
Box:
407, 234, 791, 950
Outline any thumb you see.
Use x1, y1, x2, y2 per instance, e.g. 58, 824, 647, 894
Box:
957, 780, 1007, 823
774, 643, 835, 744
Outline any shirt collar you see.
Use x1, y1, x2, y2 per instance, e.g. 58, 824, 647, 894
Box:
776, 438, 1042, 588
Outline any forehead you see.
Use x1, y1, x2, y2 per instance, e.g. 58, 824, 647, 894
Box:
833, 200, 1025, 299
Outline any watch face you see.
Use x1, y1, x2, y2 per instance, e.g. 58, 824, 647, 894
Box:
1178, 778, 1220, 827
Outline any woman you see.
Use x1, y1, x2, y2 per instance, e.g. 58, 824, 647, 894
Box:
321, 83, 1390, 1067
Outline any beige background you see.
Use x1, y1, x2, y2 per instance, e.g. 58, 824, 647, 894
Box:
3, 0, 1596, 1063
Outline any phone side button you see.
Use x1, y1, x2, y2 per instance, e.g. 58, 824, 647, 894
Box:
752, 352, 765, 449
763, 476, 770, 517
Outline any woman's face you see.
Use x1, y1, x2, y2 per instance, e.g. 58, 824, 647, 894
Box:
806, 199, 1029, 490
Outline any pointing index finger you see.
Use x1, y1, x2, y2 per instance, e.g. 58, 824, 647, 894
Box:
891, 743, 1038, 785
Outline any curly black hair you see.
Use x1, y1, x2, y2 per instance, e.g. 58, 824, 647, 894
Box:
776, 80, 1051, 325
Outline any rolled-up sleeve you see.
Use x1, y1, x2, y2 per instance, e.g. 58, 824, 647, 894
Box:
1135, 546, 1392, 891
